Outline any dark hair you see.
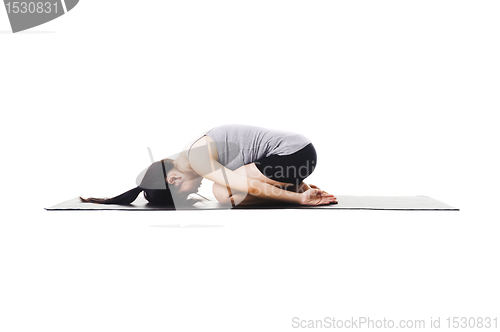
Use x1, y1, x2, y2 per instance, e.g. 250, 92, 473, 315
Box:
80, 159, 199, 206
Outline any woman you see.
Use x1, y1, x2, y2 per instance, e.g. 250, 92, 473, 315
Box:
80, 124, 337, 207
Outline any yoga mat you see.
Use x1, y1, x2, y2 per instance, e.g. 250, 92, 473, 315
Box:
45, 195, 458, 211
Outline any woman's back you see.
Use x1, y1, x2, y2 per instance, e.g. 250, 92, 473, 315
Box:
203, 124, 311, 170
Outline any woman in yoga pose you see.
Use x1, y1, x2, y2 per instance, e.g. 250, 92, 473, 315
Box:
80, 124, 337, 207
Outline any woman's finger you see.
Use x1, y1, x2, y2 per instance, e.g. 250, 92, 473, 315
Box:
322, 197, 336, 205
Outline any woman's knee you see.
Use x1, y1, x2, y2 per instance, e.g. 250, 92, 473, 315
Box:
212, 183, 230, 204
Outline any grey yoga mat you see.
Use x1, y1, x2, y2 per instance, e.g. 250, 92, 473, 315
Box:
45, 195, 458, 211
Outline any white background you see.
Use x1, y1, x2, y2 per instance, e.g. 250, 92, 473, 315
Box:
1, 1, 498, 331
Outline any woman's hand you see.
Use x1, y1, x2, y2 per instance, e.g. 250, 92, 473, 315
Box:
300, 188, 338, 205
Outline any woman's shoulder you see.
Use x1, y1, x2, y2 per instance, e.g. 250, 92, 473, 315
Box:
188, 135, 218, 161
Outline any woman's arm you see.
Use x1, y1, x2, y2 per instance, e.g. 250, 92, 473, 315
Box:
192, 157, 303, 204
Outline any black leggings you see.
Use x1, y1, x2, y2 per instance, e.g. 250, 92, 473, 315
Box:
255, 143, 317, 186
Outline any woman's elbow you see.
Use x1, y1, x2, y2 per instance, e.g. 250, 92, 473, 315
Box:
247, 182, 261, 196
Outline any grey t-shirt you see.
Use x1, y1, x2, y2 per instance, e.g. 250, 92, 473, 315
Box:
189, 124, 311, 170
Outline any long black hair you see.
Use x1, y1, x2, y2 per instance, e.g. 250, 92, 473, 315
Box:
80, 159, 199, 206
